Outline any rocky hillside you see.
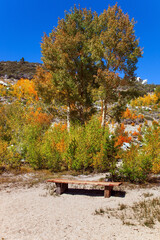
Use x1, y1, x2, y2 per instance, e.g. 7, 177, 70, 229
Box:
0, 59, 41, 80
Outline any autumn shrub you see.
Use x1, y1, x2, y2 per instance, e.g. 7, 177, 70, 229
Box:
41, 123, 68, 171
0, 142, 23, 170
102, 134, 119, 180
0, 101, 53, 170
120, 145, 152, 182
12, 78, 39, 102
40, 118, 104, 172
0, 85, 7, 96
66, 127, 86, 170
38, 117, 119, 173
33, 66, 56, 104
122, 108, 144, 123
6, 145, 22, 169
1, 97, 158, 179
142, 121, 160, 174
114, 123, 132, 147
82, 117, 105, 170
19, 107, 53, 169
0, 102, 25, 169
0, 105, 11, 142
0, 140, 8, 167
21, 125, 44, 169
120, 121, 160, 182
130, 93, 158, 107
68, 117, 118, 172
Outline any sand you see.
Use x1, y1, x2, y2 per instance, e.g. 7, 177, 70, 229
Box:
0, 173, 160, 240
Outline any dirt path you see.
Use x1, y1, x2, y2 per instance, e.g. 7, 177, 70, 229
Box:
0, 173, 160, 240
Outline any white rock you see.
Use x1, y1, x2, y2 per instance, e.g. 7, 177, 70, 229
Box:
0, 80, 8, 86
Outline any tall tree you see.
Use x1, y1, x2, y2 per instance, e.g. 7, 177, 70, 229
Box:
41, 4, 142, 129
93, 4, 142, 126
41, 6, 99, 129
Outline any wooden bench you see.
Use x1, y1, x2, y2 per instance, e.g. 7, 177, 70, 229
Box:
47, 178, 122, 198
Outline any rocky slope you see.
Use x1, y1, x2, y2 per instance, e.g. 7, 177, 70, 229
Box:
0, 60, 41, 80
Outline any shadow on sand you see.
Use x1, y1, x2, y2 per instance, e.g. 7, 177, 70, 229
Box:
64, 188, 126, 198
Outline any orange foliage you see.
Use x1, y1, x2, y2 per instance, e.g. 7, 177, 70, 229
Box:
145, 120, 148, 125
115, 135, 132, 147
137, 126, 141, 132
98, 115, 102, 123
132, 131, 139, 136
115, 123, 132, 147
34, 67, 52, 86
56, 139, 65, 153
122, 108, 143, 121
54, 122, 67, 131
120, 122, 125, 131
152, 120, 159, 126
61, 123, 67, 131
132, 113, 137, 119
137, 114, 144, 119
28, 108, 52, 126
12, 79, 39, 102
122, 108, 132, 119
33, 66, 56, 103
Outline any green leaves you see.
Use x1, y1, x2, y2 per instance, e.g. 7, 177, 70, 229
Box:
41, 4, 142, 126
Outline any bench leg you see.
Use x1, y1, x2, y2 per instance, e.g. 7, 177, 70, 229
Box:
104, 186, 113, 198
56, 183, 68, 195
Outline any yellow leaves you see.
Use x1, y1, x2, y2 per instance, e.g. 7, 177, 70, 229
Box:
54, 122, 67, 132
143, 123, 160, 174
0, 85, 7, 96
131, 93, 158, 107
122, 108, 144, 120
0, 140, 8, 158
92, 146, 104, 170
12, 78, 39, 102
27, 108, 52, 127
137, 126, 141, 132
56, 139, 65, 153
122, 108, 132, 119
33, 66, 57, 103
152, 158, 160, 174
156, 92, 160, 101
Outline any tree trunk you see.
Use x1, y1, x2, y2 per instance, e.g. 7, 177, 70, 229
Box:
101, 100, 104, 127
67, 104, 71, 132
101, 100, 107, 128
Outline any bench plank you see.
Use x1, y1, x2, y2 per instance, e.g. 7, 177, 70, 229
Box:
47, 178, 122, 198
47, 178, 122, 187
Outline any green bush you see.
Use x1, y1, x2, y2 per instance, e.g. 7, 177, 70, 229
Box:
120, 144, 153, 182
1, 99, 158, 181
102, 134, 119, 179
32, 117, 119, 173
40, 126, 66, 171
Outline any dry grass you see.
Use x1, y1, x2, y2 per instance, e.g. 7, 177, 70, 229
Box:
142, 192, 154, 198
0, 170, 61, 191
94, 208, 105, 215
95, 197, 160, 228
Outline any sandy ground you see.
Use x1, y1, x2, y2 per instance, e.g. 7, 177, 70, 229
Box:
0, 173, 160, 240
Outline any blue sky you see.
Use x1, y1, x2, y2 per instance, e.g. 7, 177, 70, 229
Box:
0, 0, 160, 84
